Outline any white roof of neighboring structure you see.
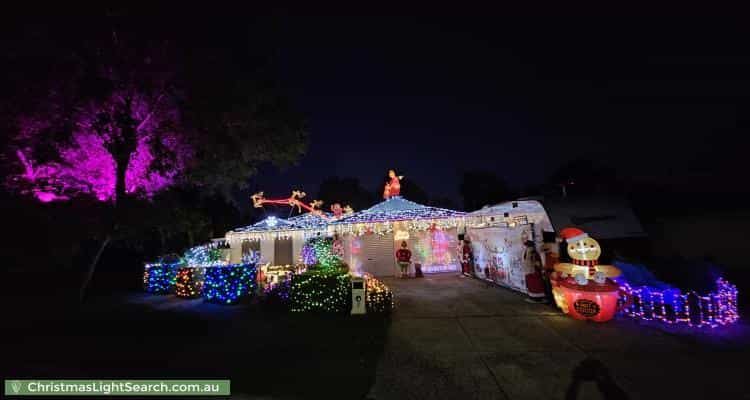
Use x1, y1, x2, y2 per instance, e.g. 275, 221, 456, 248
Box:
467, 197, 648, 240
466, 199, 554, 231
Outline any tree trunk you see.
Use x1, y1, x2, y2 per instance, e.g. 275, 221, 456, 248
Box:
158, 227, 167, 254
115, 159, 128, 206
79, 235, 111, 302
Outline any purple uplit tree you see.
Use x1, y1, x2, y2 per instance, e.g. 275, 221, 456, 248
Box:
14, 90, 190, 204
5, 30, 195, 300
3, 23, 307, 301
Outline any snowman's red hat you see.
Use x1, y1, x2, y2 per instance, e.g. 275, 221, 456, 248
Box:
559, 227, 589, 244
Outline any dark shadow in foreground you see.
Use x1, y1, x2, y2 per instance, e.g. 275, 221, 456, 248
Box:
565, 357, 628, 400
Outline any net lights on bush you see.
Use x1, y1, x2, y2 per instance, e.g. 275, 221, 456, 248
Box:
308, 236, 342, 271
174, 266, 205, 298
365, 274, 395, 314
617, 278, 739, 328
183, 242, 226, 266
290, 272, 351, 313
202, 263, 258, 304
143, 263, 177, 294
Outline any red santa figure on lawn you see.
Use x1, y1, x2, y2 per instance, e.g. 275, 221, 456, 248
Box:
396, 241, 412, 278
383, 169, 403, 199
460, 236, 474, 277
523, 240, 547, 303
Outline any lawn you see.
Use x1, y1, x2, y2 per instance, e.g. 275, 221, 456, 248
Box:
2, 271, 390, 399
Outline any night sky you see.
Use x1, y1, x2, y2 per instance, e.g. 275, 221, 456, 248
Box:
251, 16, 748, 204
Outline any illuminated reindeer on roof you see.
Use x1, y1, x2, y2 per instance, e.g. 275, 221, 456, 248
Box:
251, 190, 352, 219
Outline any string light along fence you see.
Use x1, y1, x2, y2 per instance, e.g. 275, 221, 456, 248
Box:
617, 278, 739, 328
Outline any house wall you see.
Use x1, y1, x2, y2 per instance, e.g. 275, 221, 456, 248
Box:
292, 236, 304, 266
260, 239, 275, 265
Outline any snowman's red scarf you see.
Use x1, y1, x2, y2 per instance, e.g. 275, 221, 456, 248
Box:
572, 258, 598, 278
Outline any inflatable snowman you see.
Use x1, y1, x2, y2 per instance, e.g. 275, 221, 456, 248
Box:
552, 228, 621, 322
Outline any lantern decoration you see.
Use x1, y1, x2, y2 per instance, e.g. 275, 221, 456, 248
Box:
551, 229, 621, 322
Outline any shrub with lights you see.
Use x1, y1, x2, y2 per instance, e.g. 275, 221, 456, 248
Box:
174, 266, 205, 298
263, 278, 293, 312
143, 263, 177, 294
365, 275, 395, 314
303, 236, 342, 271
202, 263, 258, 304
290, 270, 351, 314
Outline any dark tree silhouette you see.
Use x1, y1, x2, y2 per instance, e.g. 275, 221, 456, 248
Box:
430, 196, 459, 210
547, 158, 620, 197
459, 170, 514, 211
399, 177, 430, 205
317, 177, 377, 212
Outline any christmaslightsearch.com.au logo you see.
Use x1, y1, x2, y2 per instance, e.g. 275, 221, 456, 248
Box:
4, 379, 230, 396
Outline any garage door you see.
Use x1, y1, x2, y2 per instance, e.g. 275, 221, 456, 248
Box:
362, 233, 396, 277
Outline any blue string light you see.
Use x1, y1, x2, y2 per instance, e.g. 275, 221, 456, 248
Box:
143, 263, 177, 294
202, 263, 258, 304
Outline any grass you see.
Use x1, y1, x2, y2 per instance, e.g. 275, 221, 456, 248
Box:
2, 271, 391, 399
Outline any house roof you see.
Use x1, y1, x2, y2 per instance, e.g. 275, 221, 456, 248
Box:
231, 212, 330, 233
331, 196, 465, 225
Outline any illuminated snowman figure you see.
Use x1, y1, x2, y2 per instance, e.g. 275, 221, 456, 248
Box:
552, 229, 622, 322
554, 230, 620, 283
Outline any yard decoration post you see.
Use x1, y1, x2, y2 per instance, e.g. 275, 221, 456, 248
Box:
552, 229, 621, 322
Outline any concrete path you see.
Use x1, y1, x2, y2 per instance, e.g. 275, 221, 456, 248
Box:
367, 274, 750, 400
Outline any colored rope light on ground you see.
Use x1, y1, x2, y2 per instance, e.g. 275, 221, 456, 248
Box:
174, 266, 205, 298
364, 274, 395, 314
202, 263, 258, 304
290, 271, 351, 313
143, 263, 177, 294
617, 278, 739, 328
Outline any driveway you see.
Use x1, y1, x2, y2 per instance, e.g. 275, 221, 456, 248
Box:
367, 273, 750, 400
